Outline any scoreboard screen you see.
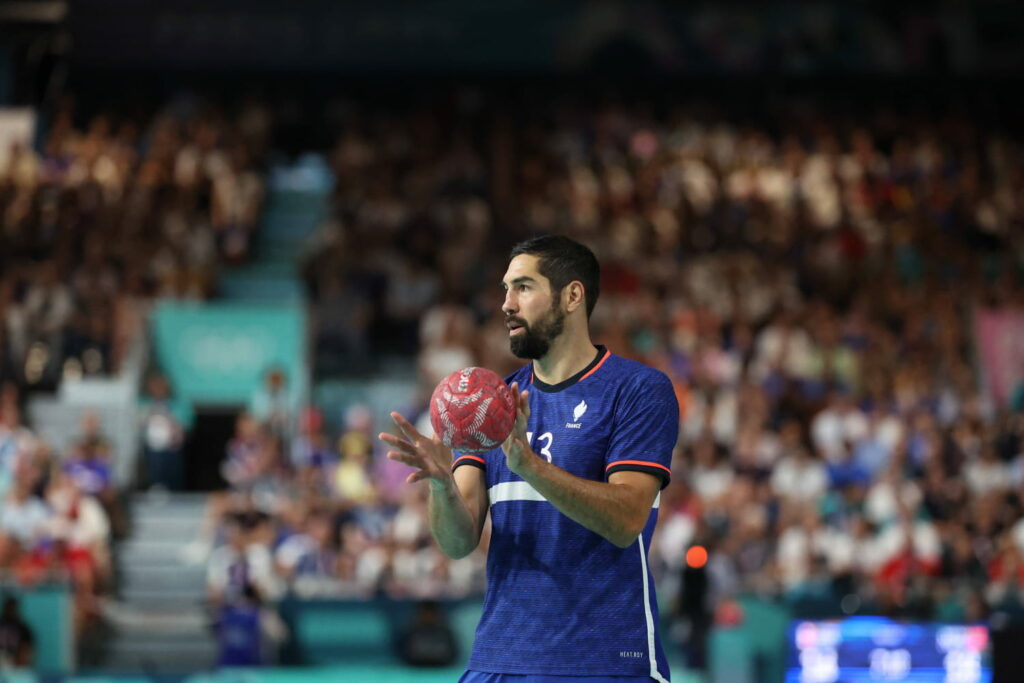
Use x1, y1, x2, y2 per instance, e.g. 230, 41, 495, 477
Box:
785, 617, 991, 683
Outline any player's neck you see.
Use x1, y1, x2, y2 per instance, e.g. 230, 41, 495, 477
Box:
532, 329, 598, 386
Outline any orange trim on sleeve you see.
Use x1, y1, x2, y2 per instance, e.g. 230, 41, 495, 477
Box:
606, 459, 671, 475
453, 455, 486, 466
579, 349, 612, 383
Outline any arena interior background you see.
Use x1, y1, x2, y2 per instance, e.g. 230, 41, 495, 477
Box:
1, 1, 1023, 681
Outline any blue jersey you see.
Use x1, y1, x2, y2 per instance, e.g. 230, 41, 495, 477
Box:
216, 604, 261, 667
452, 347, 678, 680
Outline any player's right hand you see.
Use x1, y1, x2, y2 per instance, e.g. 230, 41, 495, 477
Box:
380, 412, 455, 487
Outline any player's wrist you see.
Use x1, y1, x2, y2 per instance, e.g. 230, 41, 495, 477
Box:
511, 447, 542, 477
428, 475, 456, 494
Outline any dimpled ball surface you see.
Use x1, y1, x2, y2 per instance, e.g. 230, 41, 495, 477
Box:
429, 367, 517, 455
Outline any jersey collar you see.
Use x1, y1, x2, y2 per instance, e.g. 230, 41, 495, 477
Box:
530, 345, 610, 393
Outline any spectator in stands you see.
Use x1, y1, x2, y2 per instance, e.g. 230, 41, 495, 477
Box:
139, 372, 191, 491
207, 514, 280, 608
213, 583, 263, 667
333, 427, 376, 506
47, 471, 111, 632
274, 509, 337, 596
0, 459, 49, 570
211, 145, 265, 265
771, 443, 829, 506
289, 407, 335, 472
64, 411, 125, 538
221, 413, 264, 492
248, 367, 293, 439
4, 261, 72, 388
247, 437, 293, 519
64, 413, 114, 500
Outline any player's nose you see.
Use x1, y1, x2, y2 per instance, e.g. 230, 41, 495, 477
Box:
502, 290, 517, 315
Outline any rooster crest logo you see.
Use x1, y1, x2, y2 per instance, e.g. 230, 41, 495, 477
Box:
573, 400, 588, 423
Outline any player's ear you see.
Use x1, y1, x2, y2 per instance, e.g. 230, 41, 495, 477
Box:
564, 281, 585, 314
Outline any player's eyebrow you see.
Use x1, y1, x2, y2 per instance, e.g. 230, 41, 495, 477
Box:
502, 276, 537, 290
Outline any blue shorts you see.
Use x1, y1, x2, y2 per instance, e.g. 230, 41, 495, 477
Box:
458, 672, 664, 683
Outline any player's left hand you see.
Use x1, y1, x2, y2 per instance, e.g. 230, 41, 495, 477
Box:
501, 381, 535, 474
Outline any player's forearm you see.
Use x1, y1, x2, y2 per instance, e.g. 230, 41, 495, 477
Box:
516, 456, 648, 548
427, 478, 480, 559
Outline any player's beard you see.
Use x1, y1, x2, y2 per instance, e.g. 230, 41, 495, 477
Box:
508, 300, 566, 360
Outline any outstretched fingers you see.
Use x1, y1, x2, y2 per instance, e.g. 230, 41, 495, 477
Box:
390, 411, 424, 443
406, 470, 433, 484
385, 449, 422, 467
378, 431, 416, 455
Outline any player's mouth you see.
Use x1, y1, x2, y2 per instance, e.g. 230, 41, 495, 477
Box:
506, 320, 527, 336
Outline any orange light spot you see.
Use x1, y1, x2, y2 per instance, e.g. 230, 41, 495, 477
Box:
686, 545, 708, 569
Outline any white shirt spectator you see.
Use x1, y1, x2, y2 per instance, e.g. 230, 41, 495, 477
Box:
682, 388, 738, 446
874, 519, 942, 568
0, 494, 49, 545
965, 455, 1013, 498
777, 523, 833, 589
811, 401, 869, 463
771, 454, 829, 503
690, 463, 735, 504
207, 543, 281, 602
274, 533, 317, 576
752, 322, 816, 381
48, 487, 109, 549
865, 479, 922, 526
391, 503, 427, 546
851, 534, 887, 576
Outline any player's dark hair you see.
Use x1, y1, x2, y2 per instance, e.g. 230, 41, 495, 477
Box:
509, 235, 600, 318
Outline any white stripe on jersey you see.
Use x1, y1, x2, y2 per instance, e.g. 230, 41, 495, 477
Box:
488, 481, 547, 504
639, 539, 670, 682
487, 483, 662, 509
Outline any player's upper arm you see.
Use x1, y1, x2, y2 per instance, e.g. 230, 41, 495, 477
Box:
608, 469, 662, 507
453, 464, 489, 544
608, 470, 663, 543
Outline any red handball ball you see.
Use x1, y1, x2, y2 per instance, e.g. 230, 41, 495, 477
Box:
429, 367, 517, 455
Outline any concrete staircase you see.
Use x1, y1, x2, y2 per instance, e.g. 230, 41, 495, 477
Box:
85, 492, 214, 672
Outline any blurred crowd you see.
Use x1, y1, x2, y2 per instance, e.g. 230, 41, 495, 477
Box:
0, 93, 271, 661
199, 370, 486, 662
294, 94, 1024, 628
0, 95, 269, 390
4, 87, 1024, 664
0, 384, 119, 636
203, 370, 486, 615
